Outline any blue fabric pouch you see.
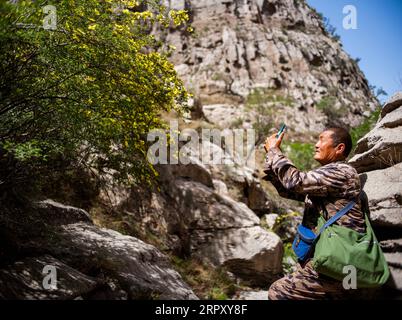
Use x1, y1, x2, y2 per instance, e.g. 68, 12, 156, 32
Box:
292, 225, 317, 262
292, 201, 357, 263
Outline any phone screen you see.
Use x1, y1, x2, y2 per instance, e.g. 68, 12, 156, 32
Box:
276, 124, 286, 138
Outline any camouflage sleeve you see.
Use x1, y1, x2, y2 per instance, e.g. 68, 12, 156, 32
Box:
262, 169, 305, 202
263, 147, 360, 199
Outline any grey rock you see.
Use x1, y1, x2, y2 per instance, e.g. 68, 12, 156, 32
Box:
350, 103, 402, 173
157, 155, 214, 188
384, 252, 402, 269
233, 290, 268, 300
0, 255, 99, 300
173, 180, 259, 230
381, 239, 402, 252
360, 163, 402, 228
54, 222, 198, 300
381, 92, 402, 118
212, 179, 229, 196
262, 214, 279, 230
349, 128, 402, 173
167, 179, 282, 283
202, 104, 245, 128
191, 226, 283, 285
34, 199, 92, 225
0, 202, 198, 300
246, 179, 274, 216
388, 266, 402, 292
378, 105, 402, 129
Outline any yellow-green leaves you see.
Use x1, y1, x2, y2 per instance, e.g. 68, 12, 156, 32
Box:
169, 9, 189, 26
1, 0, 189, 185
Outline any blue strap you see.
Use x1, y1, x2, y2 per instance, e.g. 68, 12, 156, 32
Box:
316, 200, 356, 239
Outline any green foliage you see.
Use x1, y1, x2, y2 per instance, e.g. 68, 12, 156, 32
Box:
2, 140, 47, 161
229, 117, 244, 129
246, 88, 294, 108
369, 85, 388, 100
350, 107, 381, 147
0, 0, 189, 187
283, 142, 316, 171
316, 95, 347, 119
282, 242, 297, 274
323, 16, 341, 42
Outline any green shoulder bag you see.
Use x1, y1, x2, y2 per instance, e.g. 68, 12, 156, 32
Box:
312, 209, 390, 288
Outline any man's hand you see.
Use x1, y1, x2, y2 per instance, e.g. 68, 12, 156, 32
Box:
264, 132, 284, 152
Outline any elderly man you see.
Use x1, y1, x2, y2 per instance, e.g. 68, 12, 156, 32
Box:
263, 127, 366, 300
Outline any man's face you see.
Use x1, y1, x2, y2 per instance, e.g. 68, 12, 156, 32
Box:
314, 130, 344, 165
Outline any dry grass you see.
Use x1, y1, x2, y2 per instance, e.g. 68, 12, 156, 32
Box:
169, 255, 247, 300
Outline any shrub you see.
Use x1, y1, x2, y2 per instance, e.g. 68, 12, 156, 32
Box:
0, 0, 189, 189
316, 95, 347, 121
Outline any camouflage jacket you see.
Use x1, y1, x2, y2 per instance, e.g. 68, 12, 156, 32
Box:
263, 147, 366, 233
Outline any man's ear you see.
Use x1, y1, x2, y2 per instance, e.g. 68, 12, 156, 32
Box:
336, 143, 346, 156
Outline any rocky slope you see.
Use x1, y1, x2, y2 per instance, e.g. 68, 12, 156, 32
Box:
349, 92, 402, 293
162, 0, 378, 133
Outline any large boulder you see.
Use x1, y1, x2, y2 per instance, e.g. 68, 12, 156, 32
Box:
170, 179, 283, 284
179, 140, 274, 214
359, 163, 402, 228
0, 255, 99, 300
0, 200, 198, 300
192, 226, 282, 285
157, 155, 214, 188
381, 92, 402, 118
53, 222, 198, 300
34, 199, 93, 225
349, 94, 402, 173
173, 179, 259, 229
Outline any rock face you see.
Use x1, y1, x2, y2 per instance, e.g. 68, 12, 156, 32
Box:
359, 164, 402, 228
162, 0, 378, 132
0, 255, 99, 300
0, 200, 197, 300
349, 93, 402, 173
349, 92, 402, 293
157, 164, 283, 285
233, 289, 268, 300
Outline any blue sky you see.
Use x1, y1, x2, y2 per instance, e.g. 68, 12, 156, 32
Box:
306, 0, 402, 103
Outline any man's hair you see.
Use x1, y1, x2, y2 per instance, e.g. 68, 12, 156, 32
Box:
325, 127, 353, 158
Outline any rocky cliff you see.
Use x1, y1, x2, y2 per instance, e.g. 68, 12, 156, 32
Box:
162, 0, 378, 133
349, 92, 402, 293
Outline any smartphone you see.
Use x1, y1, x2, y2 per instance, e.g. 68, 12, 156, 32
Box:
276, 123, 286, 138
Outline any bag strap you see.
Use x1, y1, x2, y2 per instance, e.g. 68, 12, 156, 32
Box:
316, 200, 356, 239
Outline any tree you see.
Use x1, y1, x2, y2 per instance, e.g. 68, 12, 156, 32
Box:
0, 0, 189, 188
369, 84, 388, 99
